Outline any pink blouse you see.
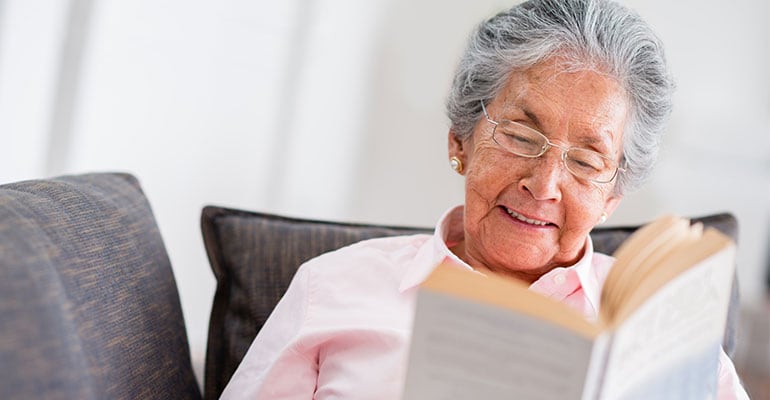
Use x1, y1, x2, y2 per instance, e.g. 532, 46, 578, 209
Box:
221, 206, 749, 399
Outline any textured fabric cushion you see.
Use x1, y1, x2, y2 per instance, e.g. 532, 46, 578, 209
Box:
0, 173, 201, 400
201, 205, 739, 400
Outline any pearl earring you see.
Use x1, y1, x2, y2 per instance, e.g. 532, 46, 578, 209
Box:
599, 212, 608, 224
450, 156, 463, 174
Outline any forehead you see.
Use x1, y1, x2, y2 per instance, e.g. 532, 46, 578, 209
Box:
492, 59, 629, 151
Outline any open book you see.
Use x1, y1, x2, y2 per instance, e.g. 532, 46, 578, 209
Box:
401, 215, 736, 400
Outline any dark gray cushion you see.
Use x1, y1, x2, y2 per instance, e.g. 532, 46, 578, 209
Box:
0, 173, 201, 400
201, 205, 739, 400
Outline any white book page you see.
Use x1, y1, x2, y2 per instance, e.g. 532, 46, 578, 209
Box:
581, 333, 611, 400
599, 246, 736, 400
402, 290, 596, 400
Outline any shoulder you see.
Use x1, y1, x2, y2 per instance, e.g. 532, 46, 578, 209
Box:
302, 233, 431, 273
592, 250, 616, 283
294, 233, 432, 291
592, 251, 615, 267
289, 233, 432, 327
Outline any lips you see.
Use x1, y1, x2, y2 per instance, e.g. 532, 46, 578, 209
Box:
502, 206, 552, 227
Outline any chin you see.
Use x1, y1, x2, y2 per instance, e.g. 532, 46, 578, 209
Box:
491, 244, 554, 274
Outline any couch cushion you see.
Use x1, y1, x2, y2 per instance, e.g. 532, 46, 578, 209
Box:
201, 205, 739, 399
0, 173, 201, 400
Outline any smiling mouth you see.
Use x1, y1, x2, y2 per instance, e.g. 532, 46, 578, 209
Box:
502, 207, 552, 227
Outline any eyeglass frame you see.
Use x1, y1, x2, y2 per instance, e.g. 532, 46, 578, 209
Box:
479, 100, 626, 184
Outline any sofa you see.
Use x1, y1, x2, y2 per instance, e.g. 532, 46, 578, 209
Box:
0, 172, 740, 399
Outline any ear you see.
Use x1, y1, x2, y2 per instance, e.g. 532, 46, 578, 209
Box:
602, 193, 623, 220
447, 130, 466, 159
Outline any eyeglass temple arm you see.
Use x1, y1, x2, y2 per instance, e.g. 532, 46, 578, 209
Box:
480, 101, 498, 125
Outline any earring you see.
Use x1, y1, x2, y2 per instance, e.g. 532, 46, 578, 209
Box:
599, 212, 608, 224
449, 156, 463, 174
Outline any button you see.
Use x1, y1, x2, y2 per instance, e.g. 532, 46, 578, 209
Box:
553, 273, 567, 285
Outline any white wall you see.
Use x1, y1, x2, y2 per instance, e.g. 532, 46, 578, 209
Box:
0, 0, 69, 182
67, 0, 302, 381
1, 0, 767, 386
616, 0, 770, 303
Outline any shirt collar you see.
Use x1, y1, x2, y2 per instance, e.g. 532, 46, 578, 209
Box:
526, 235, 601, 313
399, 206, 470, 292
573, 236, 602, 314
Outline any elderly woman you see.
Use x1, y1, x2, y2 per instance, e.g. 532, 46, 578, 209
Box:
222, 0, 748, 398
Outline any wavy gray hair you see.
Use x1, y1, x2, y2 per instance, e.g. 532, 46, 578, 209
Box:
446, 0, 675, 195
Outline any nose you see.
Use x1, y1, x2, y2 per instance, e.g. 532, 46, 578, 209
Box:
518, 147, 565, 202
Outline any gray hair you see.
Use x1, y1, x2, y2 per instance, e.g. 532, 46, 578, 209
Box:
446, 0, 675, 194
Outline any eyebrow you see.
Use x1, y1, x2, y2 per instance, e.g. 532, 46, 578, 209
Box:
522, 108, 542, 130
518, 106, 615, 152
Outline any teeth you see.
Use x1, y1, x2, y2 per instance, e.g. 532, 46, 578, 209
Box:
505, 208, 548, 226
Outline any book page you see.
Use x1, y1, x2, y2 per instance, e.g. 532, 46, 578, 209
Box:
600, 216, 690, 321
611, 229, 729, 325
598, 244, 736, 399
402, 289, 599, 400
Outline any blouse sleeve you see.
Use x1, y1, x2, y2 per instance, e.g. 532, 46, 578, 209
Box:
717, 347, 750, 400
220, 264, 318, 400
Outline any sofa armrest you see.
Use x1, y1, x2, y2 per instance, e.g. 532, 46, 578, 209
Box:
0, 173, 201, 400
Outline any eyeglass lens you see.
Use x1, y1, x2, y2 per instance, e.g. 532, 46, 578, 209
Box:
491, 120, 618, 183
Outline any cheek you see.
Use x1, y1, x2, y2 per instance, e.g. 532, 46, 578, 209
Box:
462, 150, 513, 227
464, 153, 519, 214
465, 146, 520, 193
562, 190, 607, 236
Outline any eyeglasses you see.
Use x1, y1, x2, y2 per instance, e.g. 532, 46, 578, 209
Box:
480, 101, 625, 184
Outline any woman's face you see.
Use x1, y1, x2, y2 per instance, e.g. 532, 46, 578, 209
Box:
449, 58, 628, 282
